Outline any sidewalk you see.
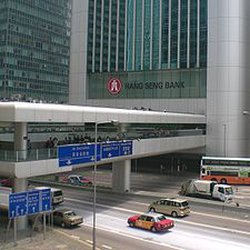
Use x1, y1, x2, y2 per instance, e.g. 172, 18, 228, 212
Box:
0, 227, 90, 250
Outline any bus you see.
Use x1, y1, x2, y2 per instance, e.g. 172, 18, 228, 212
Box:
200, 156, 250, 184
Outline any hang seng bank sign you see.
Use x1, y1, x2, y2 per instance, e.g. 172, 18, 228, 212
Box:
124, 81, 185, 90
107, 78, 185, 95
89, 70, 206, 98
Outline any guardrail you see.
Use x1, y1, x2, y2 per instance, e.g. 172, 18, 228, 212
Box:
0, 148, 57, 162
0, 129, 205, 162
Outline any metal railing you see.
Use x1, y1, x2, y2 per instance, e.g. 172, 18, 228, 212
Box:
0, 129, 205, 162
0, 148, 57, 162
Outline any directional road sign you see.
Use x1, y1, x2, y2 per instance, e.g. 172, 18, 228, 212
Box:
58, 141, 133, 167
8, 189, 51, 218
9, 192, 28, 219
58, 144, 101, 167
27, 190, 40, 215
101, 142, 120, 159
41, 188, 51, 212
119, 141, 133, 156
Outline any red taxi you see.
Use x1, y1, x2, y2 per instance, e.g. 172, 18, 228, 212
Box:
0, 178, 11, 187
62, 175, 92, 186
127, 212, 174, 232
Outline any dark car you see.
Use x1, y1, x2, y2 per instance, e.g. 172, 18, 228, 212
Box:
52, 209, 83, 228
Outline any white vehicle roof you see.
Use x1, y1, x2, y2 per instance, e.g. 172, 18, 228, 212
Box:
68, 175, 82, 178
144, 212, 166, 218
35, 186, 62, 192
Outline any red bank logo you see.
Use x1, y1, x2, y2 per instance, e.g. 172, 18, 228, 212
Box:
107, 78, 122, 95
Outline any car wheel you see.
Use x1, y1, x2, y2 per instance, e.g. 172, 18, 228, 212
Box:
129, 221, 134, 227
171, 211, 178, 218
211, 178, 217, 182
149, 207, 156, 212
61, 222, 66, 228
220, 178, 227, 184
151, 226, 157, 232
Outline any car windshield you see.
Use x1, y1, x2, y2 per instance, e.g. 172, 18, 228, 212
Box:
225, 187, 233, 195
155, 215, 167, 222
181, 201, 189, 207
64, 211, 77, 217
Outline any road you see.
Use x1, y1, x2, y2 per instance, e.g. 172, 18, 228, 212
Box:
31, 170, 250, 249
48, 183, 250, 250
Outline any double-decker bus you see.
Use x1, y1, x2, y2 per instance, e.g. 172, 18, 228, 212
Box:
200, 156, 250, 184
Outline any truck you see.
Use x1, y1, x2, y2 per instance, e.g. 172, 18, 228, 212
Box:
179, 179, 234, 202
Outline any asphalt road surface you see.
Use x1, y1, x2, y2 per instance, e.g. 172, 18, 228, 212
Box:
3, 171, 250, 250
48, 180, 250, 250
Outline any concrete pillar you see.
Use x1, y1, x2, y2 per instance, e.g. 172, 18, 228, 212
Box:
112, 160, 131, 193
118, 123, 128, 140
14, 122, 28, 160
13, 178, 28, 230
207, 0, 250, 157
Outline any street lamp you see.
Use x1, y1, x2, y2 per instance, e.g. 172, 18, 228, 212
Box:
92, 120, 118, 250
222, 124, 226, 157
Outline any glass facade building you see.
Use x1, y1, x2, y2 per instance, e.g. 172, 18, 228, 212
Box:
0, 0, 71, 103
87, 0, 207, 100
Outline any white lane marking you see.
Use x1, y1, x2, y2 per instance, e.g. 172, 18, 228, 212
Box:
70, 235, 80, 240
66, 198, 142, 214
94, 211, 250, 237
174, 218, 250, 236
84, 224, 185, 250
95, 213, 126, 222
132, 200, 250, 222
84, 218, 250, 250
102, 244, 113, 249
66, 197, 250, 224
191, 211, 250, 224
66, 198, 250, 235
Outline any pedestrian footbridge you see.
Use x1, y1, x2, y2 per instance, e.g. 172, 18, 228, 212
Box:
0, 102, 205, 193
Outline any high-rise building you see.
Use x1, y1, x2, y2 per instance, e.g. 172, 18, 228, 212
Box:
70, 0, 250, 157
0, 0, 71, 103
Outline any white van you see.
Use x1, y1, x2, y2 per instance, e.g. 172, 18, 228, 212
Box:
35, 187, 64, 205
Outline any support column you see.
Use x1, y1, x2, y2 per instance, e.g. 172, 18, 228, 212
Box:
112, 160, 131, 193
14, 122, 28, 160
118, 123, 128, 140
13, 178, 28, 230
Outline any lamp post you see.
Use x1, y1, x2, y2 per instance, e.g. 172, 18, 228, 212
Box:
222, 124, 226, 157
92, 120, 118, 250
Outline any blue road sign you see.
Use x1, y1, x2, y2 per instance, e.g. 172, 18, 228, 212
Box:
9, 192, 28, 219
28, 190, 40, 215
8, 189, 52, 218
102, 142, 120, 159
41, 188, 51, 212
58, 141, 133, 167
119, 141, 133, 156
58, 143, 101, 167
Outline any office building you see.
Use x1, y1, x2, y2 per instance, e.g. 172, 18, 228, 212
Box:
70, 0, 250, 157
0, 0, 71, 103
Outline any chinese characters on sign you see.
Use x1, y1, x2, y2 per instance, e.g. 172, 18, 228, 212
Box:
9, 189, 51, 219
58, 141, 133, 167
